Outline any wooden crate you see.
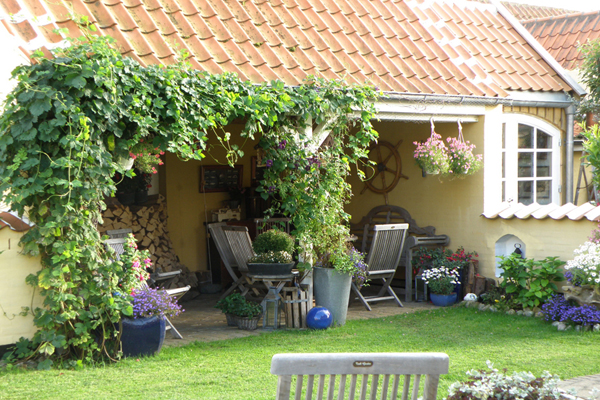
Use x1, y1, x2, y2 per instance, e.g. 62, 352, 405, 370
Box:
282, 285, 312, 329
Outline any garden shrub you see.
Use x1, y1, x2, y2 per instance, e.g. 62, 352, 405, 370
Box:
252, 229, 295, 255
497, 254, 564, 309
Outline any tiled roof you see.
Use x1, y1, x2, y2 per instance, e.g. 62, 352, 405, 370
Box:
0, 0, 574, 96
483, 201, 600, 221
0, 211, 32, 232
472, 1, 578, 21
522, 11, 600, 71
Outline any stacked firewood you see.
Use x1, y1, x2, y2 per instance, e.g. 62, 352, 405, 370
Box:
98, 195, 198, 289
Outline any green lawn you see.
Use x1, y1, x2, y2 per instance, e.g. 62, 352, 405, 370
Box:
1, 307, 599, 399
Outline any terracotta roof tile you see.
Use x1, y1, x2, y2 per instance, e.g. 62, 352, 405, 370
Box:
523, 11, 600, 70
0, 212, 32, 232
38, 22, 63, 43
2, 0, 575, 97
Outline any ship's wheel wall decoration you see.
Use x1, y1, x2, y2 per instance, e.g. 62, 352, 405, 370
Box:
361, 140, 409, 204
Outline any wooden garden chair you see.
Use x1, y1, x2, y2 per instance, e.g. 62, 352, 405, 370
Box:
208, 223, 256, 300
271, 352, 449, 400
104, 238, 189, 339
351, 223, 409, 311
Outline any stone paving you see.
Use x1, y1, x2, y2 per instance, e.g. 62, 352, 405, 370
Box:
163, 291, 435, 347
163, 291, 600, 398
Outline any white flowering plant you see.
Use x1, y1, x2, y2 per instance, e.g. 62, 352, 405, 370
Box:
446, 360, 567, 400
421, 266, 460, 295
565, 241, 600, 287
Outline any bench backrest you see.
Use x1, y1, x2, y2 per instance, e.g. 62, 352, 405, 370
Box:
271, 352, 449, 400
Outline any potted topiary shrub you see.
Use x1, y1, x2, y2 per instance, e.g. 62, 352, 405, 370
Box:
247, 229, 296, 276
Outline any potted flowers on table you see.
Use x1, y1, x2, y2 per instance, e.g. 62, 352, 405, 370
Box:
247, 229, 296, 276
421, 266, 460, 307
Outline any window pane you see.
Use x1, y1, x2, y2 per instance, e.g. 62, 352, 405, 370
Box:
537, 180, 551, 205
536, 153, 551, 177
502, 151, 505, 178
502, 181, 506, 202
518, 152, 533, 177
518, 124, 533, 148
518, 181, 533, 205
537, 130, 551, 149
502, 123, 506, 149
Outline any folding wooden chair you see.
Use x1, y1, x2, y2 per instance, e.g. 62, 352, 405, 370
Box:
208, 223, 256, 300
271, 352, 449, 400
351, 223, 409, 311
104, 238, 189, 339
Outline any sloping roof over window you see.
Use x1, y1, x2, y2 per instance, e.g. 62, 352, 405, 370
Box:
0, 211, 32, 232
473, 0, 577, 21
0, 0, 577, 97
483, 201, 600, 221
522, 11, 600, 71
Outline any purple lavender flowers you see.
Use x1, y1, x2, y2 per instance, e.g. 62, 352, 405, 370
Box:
131, 287, 183, 319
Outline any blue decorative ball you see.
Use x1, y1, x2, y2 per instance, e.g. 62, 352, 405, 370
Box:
306, 306, 332, 330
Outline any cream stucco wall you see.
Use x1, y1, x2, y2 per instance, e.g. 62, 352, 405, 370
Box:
0, 229, 43, 346
347, 112, 594, 279
164, 107, 594, 281
165, 124, 260, 272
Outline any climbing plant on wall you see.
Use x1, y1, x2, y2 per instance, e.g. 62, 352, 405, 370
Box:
0, 33, 378, 366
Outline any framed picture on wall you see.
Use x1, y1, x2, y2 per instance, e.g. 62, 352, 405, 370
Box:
199, 165, 243, 193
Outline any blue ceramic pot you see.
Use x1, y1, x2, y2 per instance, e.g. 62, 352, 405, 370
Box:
120, 316, 166, 357
306, 306, 332, 330
430, 292, 457, 307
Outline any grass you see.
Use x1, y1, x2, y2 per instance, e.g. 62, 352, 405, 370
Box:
1, 307, 599, 399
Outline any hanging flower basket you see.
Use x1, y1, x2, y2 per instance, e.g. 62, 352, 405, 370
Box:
413, 120, 482, 177
445, 122, 482, 176
413, 131, 450, 175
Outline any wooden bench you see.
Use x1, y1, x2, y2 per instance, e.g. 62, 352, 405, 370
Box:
271, 352, 449, 400
350, 205, 449, 302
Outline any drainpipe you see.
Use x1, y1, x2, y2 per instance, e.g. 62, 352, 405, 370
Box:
566, 105, 575, 204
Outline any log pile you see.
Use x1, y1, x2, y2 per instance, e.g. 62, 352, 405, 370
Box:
98, 195, 198, 289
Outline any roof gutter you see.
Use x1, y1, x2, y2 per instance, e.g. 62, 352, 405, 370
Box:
379, 91, 577, 203
380, 92, 574, 108
489, 0, 586, 97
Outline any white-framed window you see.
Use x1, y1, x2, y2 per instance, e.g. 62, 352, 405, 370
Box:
501, 115, 561, 205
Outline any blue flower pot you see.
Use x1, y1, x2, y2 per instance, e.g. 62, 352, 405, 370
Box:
306, 306, 332, 330
430, 293, 457, 307
119, 316, 166, 357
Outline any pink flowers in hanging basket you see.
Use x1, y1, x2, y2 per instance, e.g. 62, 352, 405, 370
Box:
413, 132, 450, 175
413, 126, 482, 177
445, 137, 483, 176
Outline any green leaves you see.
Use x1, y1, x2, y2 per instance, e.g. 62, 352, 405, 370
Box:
498, 254, 565, 308
64, 73, 87, 89
0, 34, 379, 366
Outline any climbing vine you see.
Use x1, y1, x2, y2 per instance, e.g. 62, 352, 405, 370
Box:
0, 34, 378, 366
